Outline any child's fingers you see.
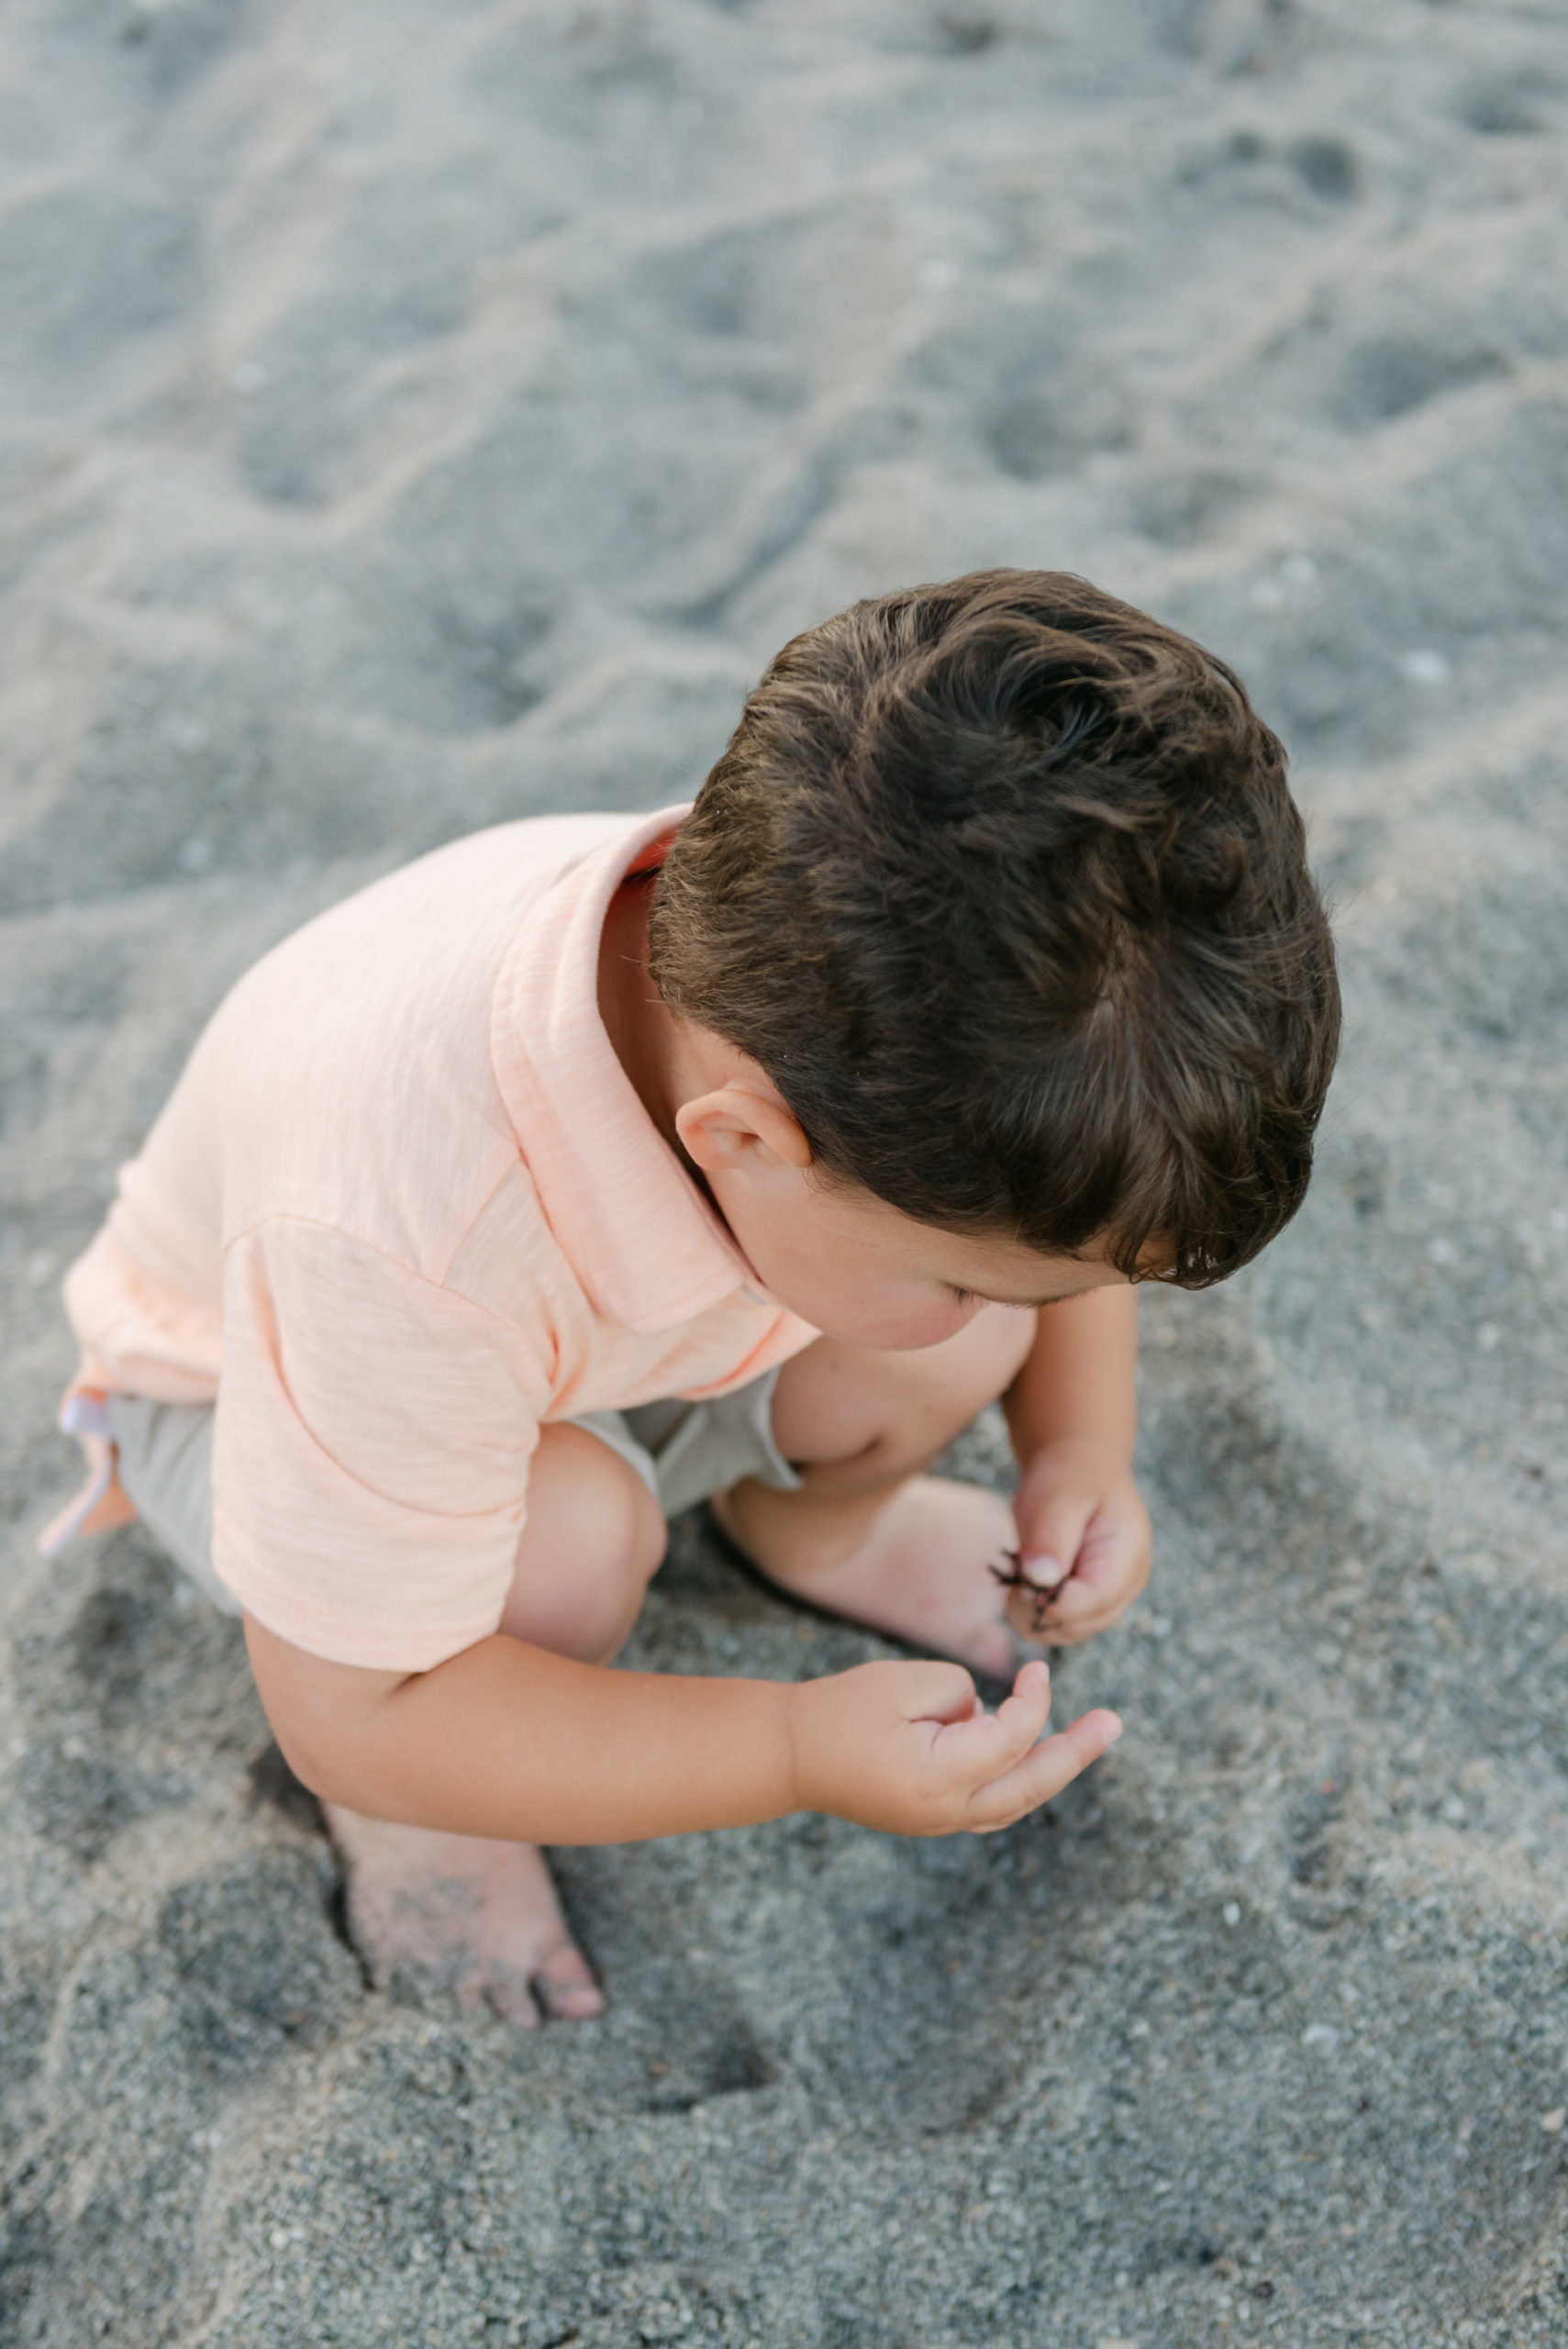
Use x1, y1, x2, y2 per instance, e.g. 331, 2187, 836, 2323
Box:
929, 1660, 1052, 1779
963, 1707, 1123, 1831
993, 1657, 1052, 1738
1017, 1495, 1094, 1593
1036, 1574, 1108, 1635
903, 1659, 984, 1726
1012, 1583, 1128, 1648
1032, 1527, 1148, 1640
1006, 1580, 1069, 1644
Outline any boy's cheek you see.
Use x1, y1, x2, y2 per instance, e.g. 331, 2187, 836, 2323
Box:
796, 1289, 974, 1352
881, 1303, 980, 1350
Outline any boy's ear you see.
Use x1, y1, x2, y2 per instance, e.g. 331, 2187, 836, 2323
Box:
675, 1085, 813, 1174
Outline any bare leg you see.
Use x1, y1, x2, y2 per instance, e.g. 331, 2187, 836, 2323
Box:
325, 1424, 665, 2027
713, 1307, 1038, 1680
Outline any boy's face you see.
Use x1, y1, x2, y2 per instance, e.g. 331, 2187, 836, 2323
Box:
730, 1173, 1125, 1349
675, 1074, 1128, 1348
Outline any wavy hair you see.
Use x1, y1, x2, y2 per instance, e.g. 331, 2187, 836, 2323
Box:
649, 569, 1340, 1286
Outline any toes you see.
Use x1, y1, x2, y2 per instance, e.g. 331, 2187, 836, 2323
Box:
535, 1978, 606, 2022
478, 1967, 542, 2029
531, 1942, 606, 2022
969, 1621, 1026, 1681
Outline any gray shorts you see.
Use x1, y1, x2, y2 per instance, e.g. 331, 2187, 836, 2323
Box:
106, 1372, 800, 1621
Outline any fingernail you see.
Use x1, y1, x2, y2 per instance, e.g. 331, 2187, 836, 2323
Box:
1021, 1553, 1069, 1591
1105, 1720, 1124, 1744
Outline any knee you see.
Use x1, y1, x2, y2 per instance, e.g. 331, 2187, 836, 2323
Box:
866, 1319, 1031, 1469
916, 1308, 1037, 1450
555, 1427, 667, 1590
619, 1464, 668, 1588
775, 1306, 1038, 1483
501, 1426, 666, 1654
967, 1301, 1039, 1403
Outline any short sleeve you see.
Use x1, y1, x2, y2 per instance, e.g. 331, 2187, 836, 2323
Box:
212, 1218, 551, 1670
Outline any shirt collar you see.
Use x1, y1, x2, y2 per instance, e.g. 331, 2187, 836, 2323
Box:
492, 807, 757, 1333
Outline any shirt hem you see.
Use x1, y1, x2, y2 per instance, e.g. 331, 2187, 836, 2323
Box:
215, 1522, 508, 1675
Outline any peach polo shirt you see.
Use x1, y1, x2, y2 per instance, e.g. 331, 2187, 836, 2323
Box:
61, 808, 817, 1671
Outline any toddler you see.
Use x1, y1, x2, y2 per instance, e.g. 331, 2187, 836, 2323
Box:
42, 570, 1339, 2025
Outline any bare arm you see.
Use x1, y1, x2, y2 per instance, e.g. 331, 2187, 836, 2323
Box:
247, 1619, 796, 1842
245, 1616, 1120, 1845
1005, 1283, 1139, 1464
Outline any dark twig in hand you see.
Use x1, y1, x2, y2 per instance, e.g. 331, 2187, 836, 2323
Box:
988, 1547, 1066, 1638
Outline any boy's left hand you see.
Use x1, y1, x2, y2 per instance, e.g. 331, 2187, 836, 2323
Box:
1006, 1435, 1151, 1646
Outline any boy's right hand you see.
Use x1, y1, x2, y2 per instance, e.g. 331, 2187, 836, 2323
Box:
786, 1657, 1121, 1837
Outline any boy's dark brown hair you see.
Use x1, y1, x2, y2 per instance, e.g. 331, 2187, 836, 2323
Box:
648, 568, 1340, 1286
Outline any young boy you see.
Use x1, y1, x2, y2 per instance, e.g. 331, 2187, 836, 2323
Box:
42, 570, 1339, 2027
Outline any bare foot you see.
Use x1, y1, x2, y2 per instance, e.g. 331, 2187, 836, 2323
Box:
712, 1474, 1029, 1681
323, 1806, 604, 2028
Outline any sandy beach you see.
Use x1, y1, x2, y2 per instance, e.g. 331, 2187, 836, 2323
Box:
5, 2, 1568, 2342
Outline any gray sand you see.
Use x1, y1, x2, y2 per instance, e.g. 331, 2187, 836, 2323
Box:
5, 3, 1568, 2342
